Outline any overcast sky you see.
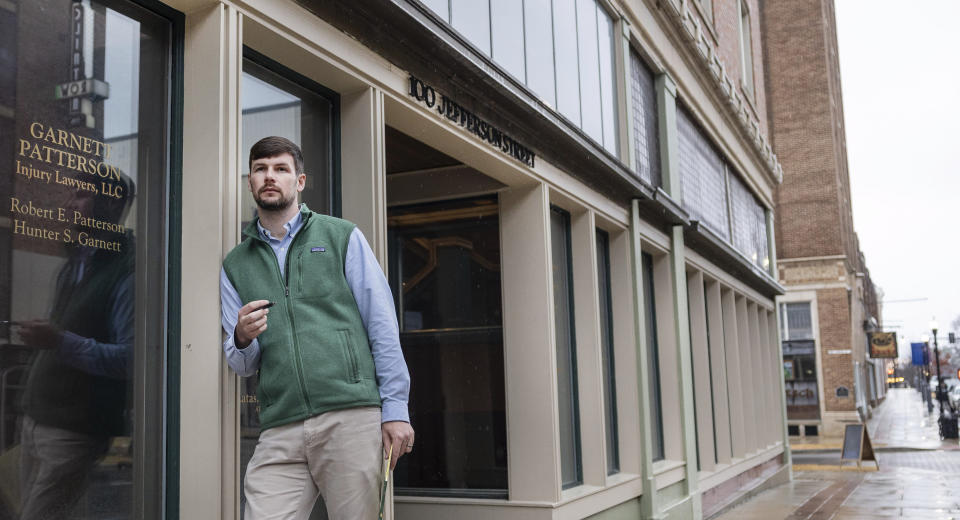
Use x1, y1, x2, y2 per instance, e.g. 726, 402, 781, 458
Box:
834, 0, 959, 351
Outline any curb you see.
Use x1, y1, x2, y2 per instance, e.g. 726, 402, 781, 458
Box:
792, 463, 879, 473
792, 446, 958, 454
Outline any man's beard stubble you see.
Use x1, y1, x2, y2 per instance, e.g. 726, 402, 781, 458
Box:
253, 187, 297, 211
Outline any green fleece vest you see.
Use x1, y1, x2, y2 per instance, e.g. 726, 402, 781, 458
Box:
24, 236, 134, 436
223, 205, 381, 430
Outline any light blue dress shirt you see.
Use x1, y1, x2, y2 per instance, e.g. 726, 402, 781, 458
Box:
56, 254, 134, 380
220, 209, 410, 423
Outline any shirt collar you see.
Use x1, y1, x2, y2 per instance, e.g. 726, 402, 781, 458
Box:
256, 205, 304, 241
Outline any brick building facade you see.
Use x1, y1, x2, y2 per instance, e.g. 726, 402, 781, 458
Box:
762, 0, 886, 438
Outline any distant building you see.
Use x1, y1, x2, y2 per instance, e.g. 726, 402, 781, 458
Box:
762, 0, 886, 439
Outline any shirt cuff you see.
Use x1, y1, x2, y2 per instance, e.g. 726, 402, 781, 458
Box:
58, 330, 83, 352
381, 400, 409, 423
230, 336, 260, 355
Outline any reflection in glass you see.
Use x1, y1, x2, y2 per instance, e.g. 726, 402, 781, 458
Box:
423, 0, 619, 153
389, 197, 507, 497
597, 9, 618, 155
491, 0, 525, 81
420, 0, 449, 20
1, 0, 171, 517
524, 0, 556, 107
238, 52, 338, 518
451, 0, 491, 55
551, 207, 581, 488
241, 55, 335, 228
576, 0, 602, 143
552, 0, 581, 125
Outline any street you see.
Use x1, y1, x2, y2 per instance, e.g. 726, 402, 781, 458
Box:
714, 388, 960, 519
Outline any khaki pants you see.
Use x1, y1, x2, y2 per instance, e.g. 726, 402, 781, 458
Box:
19, 416, 109, 520
244, 407, 382, 520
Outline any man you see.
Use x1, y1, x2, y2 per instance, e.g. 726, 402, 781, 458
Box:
220, 136, 413, 519
18, 173, 136, 519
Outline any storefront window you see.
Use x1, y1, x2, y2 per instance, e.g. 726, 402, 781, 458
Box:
1, 0, 172, 517
642, 253, 665, 461
237, 50, 338, 517
781, 302, 818, 420
596, 230, 619, 475
388, 196, 507, 497
551, 207, 581, 488
240, 50, 337, 225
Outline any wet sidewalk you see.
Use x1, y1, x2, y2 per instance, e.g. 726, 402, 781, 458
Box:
712, 388, 960, 519
790, 387, 960, 453
866, 387, 959, 451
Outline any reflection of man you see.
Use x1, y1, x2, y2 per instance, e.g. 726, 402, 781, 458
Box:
220, 137, 413, 519
17, 174, 135, 520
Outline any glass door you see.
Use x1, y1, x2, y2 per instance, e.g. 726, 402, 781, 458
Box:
0, 0, 174, 517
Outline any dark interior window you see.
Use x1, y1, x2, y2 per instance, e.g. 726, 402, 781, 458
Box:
389, 196, 507, 497
643, 253, 665, 462
551, 206, 582, 488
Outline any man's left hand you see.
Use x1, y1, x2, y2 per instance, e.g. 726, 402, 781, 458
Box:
382, 421, 415, 471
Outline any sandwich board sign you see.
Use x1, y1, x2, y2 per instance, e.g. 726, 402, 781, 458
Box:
840, 424, 878, 470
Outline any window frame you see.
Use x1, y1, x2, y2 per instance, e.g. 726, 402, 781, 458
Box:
241, 46, 342, 218
595, 228, 620, 475
550, 205, 584, 489
628, 47, 661, 187
780, 301, 814, 341
385, 196, 509, 498
737, 0, 755, 99
641, 250, 665, 462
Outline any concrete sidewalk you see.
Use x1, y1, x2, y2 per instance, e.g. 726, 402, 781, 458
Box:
866, 387, 959, 451
790, 387, 960, 455
712, 388, 960, 519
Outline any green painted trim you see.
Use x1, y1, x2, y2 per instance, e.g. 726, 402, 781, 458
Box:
656, 75, 680, 200
658, 480, 688, 511
669, 226, 701, 518
584, 497, 641, 520
630, 200, 659, 520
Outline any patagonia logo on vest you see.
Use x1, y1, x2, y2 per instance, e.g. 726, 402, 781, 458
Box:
310, 246, 326, 253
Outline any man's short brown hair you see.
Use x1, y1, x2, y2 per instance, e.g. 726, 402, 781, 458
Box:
249, 136, 304, 174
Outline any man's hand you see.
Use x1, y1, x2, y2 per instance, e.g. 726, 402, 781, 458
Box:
382, 421, 415, 471
235, 300, 271, 349
18, 320, 61, 349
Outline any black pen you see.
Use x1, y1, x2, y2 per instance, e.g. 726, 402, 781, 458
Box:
256, 301, 275, 311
